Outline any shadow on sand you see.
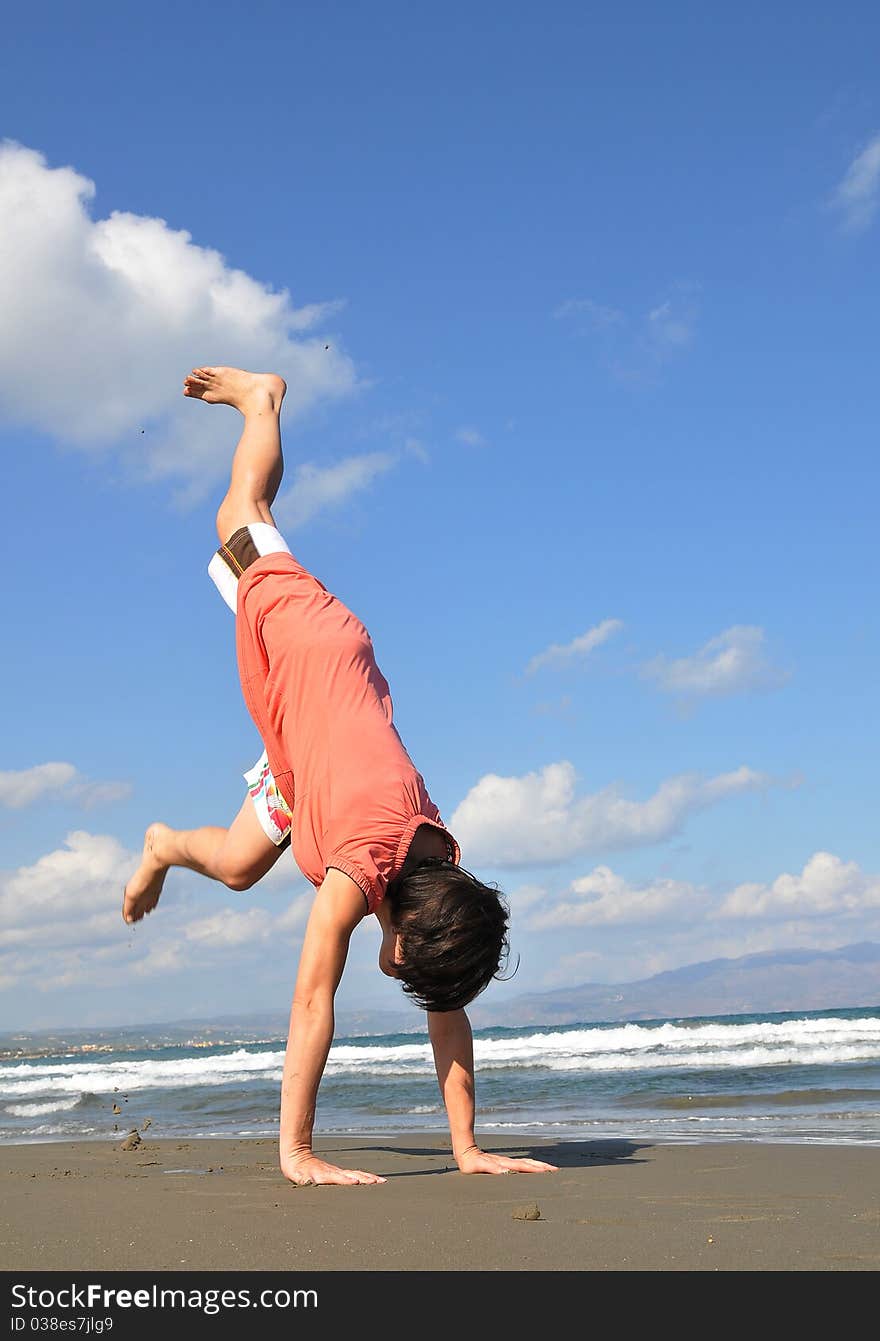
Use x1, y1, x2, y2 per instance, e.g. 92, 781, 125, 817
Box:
325, 1138, 648, 1178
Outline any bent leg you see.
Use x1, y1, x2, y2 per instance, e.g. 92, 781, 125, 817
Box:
166, 796, 284, 889
122, 797, 285, 923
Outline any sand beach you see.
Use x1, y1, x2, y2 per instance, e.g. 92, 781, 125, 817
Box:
3, 1134, 878, 1272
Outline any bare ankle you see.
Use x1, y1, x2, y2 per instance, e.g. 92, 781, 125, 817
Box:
144, 822, 170, 868
241, 389, 281, 418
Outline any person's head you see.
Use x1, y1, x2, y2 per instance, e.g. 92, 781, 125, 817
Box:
381, 857, 511, 1012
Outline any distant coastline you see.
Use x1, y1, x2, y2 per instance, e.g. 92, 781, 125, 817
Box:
4, 940, 879, 1043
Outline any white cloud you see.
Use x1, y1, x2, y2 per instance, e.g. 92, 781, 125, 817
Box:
455, 426, 488, 448
68, 780, 133, 808
642, 625, 788, 699
532, 695, 574, 718
184, 907, 274, 948
510, 852, 880, 988
0, 830, 312, 991
285, 300, 346, 331
536, 918, 877, 991
525, 618, 623, 676
519, 851, 880, 954
829, 132, 880, 233
0, 142, 358, 502
0, 762, 130, 810
541, 948, 603, 987
0, 831, 132, 929
506, 882, 548, 912
273, 452, 396, 530
449, 760, 767, 866
553, 298, 624, 328
183, 891, 310, 946
718, 851, 880, 920
275, 896, 312, 933
555, 285, 699, 381
404, 436, 430, 464
528, 865, 698, 929
0, 763, 73, 807
128, 942, 188, 981
645, 298, 694, 351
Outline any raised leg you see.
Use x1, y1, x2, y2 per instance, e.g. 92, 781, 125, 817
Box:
121, 366, 292, 927
122, 796, 283, 924
182, 365, 288, 543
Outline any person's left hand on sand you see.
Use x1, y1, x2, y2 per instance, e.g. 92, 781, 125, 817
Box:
456, 1147, 559, 1175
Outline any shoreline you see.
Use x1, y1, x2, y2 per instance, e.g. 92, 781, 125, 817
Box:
4, 1133, 879, 1271
3, 1129, 880, 1147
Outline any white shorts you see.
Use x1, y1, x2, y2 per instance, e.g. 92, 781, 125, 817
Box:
243, 750, 293, 847
208, 522, 292, 613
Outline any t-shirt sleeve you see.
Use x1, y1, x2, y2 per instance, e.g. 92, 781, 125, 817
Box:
326, 791, 460, 915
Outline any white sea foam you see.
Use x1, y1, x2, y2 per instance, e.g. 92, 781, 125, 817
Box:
5, 1098, 81, 1118
1, 1015, 879, 1099
0, 1048, 287, 1098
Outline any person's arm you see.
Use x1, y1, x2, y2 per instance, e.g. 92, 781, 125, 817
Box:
427, 1009, 558, 1175
279, 869, 386, 1186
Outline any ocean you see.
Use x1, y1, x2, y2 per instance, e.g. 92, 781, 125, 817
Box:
2, 1005, 879, 1146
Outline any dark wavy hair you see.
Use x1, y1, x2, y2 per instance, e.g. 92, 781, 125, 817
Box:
384, 857, 511, 1013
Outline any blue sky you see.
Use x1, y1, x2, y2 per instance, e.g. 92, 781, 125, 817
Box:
1, 2, 878, 1029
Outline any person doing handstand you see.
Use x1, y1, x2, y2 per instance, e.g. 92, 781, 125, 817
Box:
122, 366, 557, 1187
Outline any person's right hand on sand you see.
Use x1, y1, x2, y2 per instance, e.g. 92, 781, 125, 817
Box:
281, 1150, 386, 1187
456, 1146, 559, 1176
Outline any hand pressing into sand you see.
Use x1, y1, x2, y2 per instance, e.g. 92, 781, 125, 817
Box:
281, 1151, 386, 1187
456, 1146, 559, 1176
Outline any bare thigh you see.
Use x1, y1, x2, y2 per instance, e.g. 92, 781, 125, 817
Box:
221, 794, 287, 886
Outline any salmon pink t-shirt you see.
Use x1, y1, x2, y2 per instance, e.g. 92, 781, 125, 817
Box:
235, 553, 459, 913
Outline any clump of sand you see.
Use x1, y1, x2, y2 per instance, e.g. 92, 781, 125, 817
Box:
512, 1204, 541, 1221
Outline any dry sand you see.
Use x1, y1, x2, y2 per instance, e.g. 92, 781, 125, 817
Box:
3, 1134, 879, 1271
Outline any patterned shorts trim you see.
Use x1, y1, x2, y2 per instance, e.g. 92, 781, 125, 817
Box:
244, 750, 293, 847
208, 523, 292, 613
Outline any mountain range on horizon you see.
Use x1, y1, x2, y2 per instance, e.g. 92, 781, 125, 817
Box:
468, 939, 880, 1028
5, 942, 879, 1049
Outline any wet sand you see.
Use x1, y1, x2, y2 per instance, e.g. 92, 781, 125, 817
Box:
3, 1134, 879, 1271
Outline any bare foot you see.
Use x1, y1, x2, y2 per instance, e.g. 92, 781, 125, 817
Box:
182, 366, 286, 414
123, 823, 172, 924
